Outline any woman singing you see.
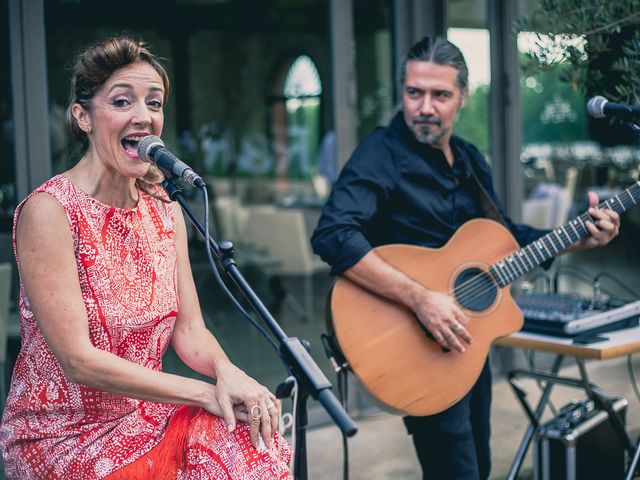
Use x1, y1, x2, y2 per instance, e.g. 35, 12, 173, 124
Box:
0, 36, 291, 479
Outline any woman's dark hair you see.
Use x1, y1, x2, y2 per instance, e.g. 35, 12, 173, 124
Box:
399, 36, 469, 94
65, 36, 170, 185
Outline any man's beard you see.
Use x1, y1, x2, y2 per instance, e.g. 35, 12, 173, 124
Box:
410, 114, 445, 145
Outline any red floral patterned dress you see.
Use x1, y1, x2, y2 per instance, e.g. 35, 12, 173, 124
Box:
0, 175, 291, 479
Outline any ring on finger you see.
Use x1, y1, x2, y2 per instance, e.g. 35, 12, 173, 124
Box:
266, 402, 277, 411
454, 322, 464, 332
250, 405, 263, 421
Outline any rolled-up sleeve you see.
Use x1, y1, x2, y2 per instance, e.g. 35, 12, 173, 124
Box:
311, 136, 397, 275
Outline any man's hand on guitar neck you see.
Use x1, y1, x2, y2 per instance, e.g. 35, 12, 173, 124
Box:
562, 191, 621, 254
407, 288, 473, 354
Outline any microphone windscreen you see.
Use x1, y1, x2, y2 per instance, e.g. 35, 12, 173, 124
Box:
586, 96, 608, 119
137, 135, 164, 162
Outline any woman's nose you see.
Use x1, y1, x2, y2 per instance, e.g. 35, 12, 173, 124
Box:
132, 101, 152, 125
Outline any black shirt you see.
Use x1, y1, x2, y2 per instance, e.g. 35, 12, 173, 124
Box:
311, 112, 549, 275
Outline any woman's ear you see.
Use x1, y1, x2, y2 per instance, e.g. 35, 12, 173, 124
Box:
71, 103, 92, 134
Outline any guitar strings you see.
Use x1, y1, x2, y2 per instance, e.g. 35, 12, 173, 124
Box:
445, 184, 640, 309
447, 220, 597, 306
447, 270, 497, 308
445, 222, 585, 307
451, 260, 537, 306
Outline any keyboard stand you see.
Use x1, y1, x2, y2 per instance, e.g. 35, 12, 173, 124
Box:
625, 436, 640, 480
504, 355, 563, 480
495, 329, 640, 479
505, 355, 634, 480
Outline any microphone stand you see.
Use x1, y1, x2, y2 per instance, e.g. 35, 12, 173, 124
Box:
626, 121, 640, 137
621, 119, 640, 480
162, 178, 358, 480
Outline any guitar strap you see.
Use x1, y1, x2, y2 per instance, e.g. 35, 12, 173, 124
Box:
466, 161, 556, 271
465, 162, 509, 228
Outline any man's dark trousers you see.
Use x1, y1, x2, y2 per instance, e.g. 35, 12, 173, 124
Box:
404, 361, 492, 480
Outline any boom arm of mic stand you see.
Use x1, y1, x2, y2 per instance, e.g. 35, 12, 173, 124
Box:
162, 179, 357, 439
626, 121, 640, 136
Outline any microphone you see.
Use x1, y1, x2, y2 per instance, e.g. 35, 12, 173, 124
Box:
586, 95, 640, 119
137, 135, 205, 188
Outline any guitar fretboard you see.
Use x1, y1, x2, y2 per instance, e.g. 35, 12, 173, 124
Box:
489, 181, 640, 288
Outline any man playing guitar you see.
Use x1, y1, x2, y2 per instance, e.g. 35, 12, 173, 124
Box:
311, 36, 620, 480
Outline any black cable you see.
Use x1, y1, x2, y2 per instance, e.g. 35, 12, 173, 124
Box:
594, 271, 640, 302
177, 183, 357, 479
553, 264, 594, 293
194, 185, 281, 354
553, 265, 634, 309
555, 265, 640, 303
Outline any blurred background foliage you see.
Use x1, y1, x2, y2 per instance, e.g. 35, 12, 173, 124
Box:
516, 0, 640, 105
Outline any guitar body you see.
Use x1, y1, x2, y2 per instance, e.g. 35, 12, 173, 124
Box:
329, 218, 523, 416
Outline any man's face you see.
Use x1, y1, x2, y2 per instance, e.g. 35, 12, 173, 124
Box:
402, 60, 466, 149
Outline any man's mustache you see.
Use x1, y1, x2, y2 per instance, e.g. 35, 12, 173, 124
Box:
412, 115, 441, 126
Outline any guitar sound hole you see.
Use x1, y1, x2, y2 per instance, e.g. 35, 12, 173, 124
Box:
453, 268, 497, 312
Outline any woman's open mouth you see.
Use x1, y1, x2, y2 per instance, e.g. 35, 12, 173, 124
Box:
121, 135, 146, 158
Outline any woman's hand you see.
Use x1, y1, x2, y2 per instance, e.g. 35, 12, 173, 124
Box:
207, 361, 280, 449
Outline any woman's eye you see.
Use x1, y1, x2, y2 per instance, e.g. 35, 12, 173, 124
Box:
113, 98, 129, 107
148, 100, 163, 109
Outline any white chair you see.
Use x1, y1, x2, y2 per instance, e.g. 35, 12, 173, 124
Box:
522, 197, 556, 229
522, 169, 577, 229
214, 195, 253, 244
244, 207, 329, 321
187, 196, 282, 299
0, 262, 12, 408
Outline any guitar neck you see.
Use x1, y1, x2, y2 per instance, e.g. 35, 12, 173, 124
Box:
489, 181, 640, 288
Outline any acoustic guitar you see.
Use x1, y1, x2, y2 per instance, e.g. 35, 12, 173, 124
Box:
328, 182, 640, 416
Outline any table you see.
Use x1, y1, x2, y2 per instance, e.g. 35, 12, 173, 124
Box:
496, 326, 640, 360
494, 326, 640, 480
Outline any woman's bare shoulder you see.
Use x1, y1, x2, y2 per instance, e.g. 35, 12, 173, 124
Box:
16, 192, 71, 242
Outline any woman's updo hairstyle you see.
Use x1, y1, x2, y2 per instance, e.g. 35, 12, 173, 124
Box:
65, 36, 170, 186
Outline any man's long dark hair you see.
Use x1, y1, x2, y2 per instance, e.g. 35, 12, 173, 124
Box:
399, 36, 469, 93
